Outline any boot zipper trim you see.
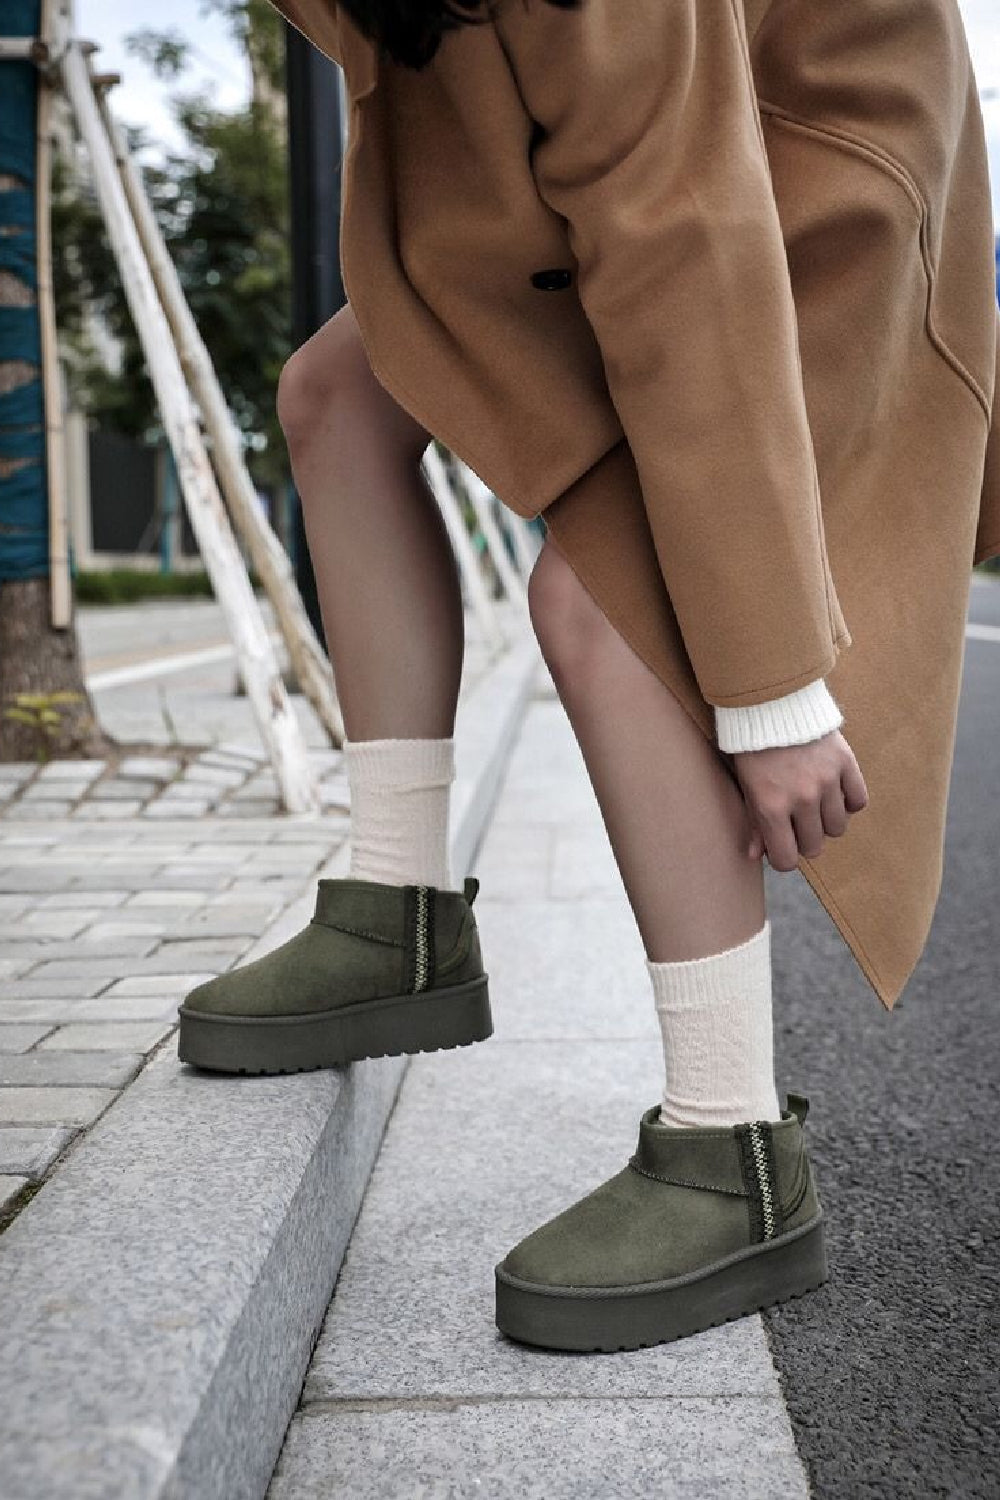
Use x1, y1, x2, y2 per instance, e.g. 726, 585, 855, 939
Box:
749, 1123, 776, 1238
735, 1121, 785, 1243
404, 884, 437, 993
414, 884, 431, 990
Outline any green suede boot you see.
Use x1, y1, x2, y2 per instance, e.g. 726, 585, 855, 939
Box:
495, 1094, 827, 1352
177, 874, 490, 1074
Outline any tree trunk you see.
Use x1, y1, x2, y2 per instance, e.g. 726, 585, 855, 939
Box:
0, 6, 109, 763
0, 576, 113, 760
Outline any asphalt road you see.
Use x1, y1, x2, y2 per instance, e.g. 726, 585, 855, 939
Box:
763, 571, 1000, 1498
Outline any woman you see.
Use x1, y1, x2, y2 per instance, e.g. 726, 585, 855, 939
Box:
177, 0, 1000, 1352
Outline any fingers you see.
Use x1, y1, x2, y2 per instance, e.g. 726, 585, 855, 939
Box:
791, 799, 826, 859
741, 737, 870, 870
751, 800, 800, 871
841, 758, 870, 813
820, 779, 849, 838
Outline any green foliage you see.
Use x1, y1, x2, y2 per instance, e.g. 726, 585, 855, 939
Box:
52, 0, 292, 487
1, 691, 85, 763
74, 567, 264, 604
124, 27, 192, 80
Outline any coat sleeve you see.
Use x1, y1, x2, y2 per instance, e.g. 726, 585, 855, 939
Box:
714, 676, 844, 754
492, 0, 848, 708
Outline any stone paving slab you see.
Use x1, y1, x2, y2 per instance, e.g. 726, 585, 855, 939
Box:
36, 891, 138, 908
0, 1174, 29, 1212
2, 978, 112, 1000
164, 909, 280, 939
0, 1052, 143, 1088
21, 781, 95, 801
0, 1125, 75, 1178
37, 1022, 176, 1053
18, 912, 118, 937
83, 993, 200, 1021
0, 1024, 55, 1053
0, 938, 160, 963
101, 974, 216, 997
33, 762, 105, 784
0, 997, 183, 1026
30, 955, 228, 980
269, 1399, 807, 1500
154, 943, 251, 966
0, 1086, 119, 1127
270, 687, 809, 1500
73, 801, 146, 819
4, 801, 80, 820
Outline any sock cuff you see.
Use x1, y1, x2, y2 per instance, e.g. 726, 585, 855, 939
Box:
344, 736, 457, 790
646, 919, 771, 1013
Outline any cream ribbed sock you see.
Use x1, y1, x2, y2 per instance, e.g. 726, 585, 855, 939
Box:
647, 918, 782, 1128
343, 736, 457, 890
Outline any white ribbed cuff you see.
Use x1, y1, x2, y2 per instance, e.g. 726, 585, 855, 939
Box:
342, 736, 456, 789
714, 678, 843, 754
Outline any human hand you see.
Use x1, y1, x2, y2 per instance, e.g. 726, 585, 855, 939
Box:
730, 730, 869, 870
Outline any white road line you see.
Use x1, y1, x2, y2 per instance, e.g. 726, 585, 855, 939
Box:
966, 622, 1000, 643
87, 643, 238, 690
87, 635, 283, 691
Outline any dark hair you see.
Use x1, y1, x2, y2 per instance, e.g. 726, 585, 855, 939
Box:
337, 0, 581, 71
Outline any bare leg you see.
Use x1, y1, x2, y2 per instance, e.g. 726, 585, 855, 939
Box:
527, 537, 765, 962
276, 301, 464, 739
277, 303, 463, 889
494, 540, 795, 1345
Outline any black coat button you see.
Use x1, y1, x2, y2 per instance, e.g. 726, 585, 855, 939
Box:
530, 268, 573, 290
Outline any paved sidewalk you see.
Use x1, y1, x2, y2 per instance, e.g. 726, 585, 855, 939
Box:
267, 676, 809, 1499
0, 816, 337, 1209
0, 597, 495, 1226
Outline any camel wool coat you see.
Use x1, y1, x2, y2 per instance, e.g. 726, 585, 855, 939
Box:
271, 0, 1000, 1010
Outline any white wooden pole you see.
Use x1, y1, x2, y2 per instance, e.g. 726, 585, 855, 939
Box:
93, 81, 345, 749
62, 400, 93, 569
60, 38, 318, 812
458, 468, 529, 613
422, 443, 506, 654
0, 38, 39, 60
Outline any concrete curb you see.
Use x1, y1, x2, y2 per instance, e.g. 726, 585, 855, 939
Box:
0, 635, 541, 1500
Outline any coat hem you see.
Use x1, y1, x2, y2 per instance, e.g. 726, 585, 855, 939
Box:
797, 858, 896, 1012
973, 536, 1000, 566
340, 275, 609, 525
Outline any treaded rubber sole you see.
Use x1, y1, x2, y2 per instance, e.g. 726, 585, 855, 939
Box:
176, 973, 492, 1074
494, 1214, 827, 1352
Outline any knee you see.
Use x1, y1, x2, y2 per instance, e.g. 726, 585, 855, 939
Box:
275, 313, 369, 461
527, 540, 615, 697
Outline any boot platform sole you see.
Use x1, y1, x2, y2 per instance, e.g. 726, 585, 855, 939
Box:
177, 973, 491, 1074
495, 1214, 827, 1353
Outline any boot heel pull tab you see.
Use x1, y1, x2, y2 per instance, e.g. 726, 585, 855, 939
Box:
463, 875, 480, 906
786, 1093, 810, 1125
